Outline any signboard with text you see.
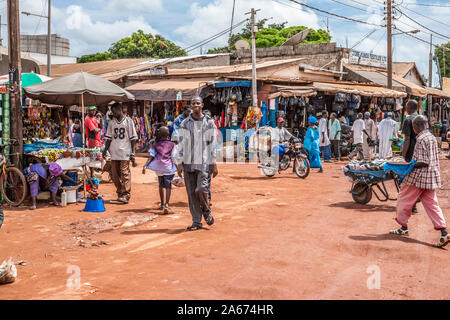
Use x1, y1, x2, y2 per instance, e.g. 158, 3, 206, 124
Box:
350, 50, 387, 68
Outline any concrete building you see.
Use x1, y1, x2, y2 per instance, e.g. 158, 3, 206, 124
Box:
20, 34, 77, 65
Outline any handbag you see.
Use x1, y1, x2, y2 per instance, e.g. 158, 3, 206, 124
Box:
334, 93, 347, 103
351, 94, 361, 104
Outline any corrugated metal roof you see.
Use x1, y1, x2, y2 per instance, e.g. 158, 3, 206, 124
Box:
46, 53, 231, 80
313, 82, 407, 97
128, 58, 306, 77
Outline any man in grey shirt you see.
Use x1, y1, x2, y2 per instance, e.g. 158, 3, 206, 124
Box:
175, 96, 218, 231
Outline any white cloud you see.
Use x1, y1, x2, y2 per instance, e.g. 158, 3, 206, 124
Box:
174, 0, 320, 52
107, 0, 164, 13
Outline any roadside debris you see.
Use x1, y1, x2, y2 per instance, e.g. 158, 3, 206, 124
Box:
0, 257, 17, 284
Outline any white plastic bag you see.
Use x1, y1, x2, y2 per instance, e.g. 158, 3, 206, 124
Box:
0, 257, 17, 284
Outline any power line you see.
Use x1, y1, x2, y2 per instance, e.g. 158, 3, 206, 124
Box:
393, 26, 440, 48
396, 8, 450, 40
403, 2, 450, 8
327, 0, 367, 13
370, 29, 386, 53
288, 0, 384, 27
183, 18, 248, 53
351, 28, 378, 49
397, 2, 450, 28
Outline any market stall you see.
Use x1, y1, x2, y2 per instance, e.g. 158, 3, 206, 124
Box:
23, 71, 135, 200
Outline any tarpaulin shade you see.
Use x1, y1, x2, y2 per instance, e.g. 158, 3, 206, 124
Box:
214, 81, 252, 88
23, 71, 135, 106
268, 85, 316, 99
125, 78, 210, 101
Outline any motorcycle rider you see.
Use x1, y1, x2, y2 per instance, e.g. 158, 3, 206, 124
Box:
272, 117, 294, 155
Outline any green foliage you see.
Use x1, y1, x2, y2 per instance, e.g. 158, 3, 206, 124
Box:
78, 29, 186, 63
77, 52, 115, 63
434, 42, 450, 79
208, 20, 331, 53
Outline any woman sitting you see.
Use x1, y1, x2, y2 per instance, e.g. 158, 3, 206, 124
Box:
23, 163, 79, 210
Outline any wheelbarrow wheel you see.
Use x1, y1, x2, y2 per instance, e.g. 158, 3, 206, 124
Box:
351, 182, 372, 204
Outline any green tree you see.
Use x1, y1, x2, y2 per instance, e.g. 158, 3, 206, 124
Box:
435, 42, 450, 79
78, 30, 186, 63
207, 20, 331, 53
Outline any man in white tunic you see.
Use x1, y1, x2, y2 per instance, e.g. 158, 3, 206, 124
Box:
377, 112, 399, 159
363, 112, 377, 160
319, 111, 331, 162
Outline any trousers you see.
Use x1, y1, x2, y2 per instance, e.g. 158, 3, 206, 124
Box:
396, 184, 446, 230
111, 160, 131, 199
183, 166, 211, 226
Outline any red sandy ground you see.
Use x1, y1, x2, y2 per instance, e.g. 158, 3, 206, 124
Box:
0, 154, 449, 300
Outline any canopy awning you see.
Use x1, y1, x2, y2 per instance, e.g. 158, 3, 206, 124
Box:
426, 87, 450, 99
313, 82, 407, 98
268, 85, 316, 99
125, 78, 211, 101
214, 80, 252, 88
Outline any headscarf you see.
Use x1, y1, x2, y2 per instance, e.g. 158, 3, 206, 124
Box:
49, 163, 63, 178
308, 115, 317, 124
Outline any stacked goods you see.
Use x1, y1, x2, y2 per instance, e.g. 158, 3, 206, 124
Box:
29, 148, 103, 162
345, 159, 388, 171
88, 184, 100, 200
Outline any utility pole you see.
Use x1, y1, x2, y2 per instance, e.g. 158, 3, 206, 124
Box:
22, 0, 51, 76
228, 0, 236, 51
7, 0, 22, 168
429, 33, 433, 87
248, 8, 260, 108
47, 0, 51, 76
386, 0, 393, 89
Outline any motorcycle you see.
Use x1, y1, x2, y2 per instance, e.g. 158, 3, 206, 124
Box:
258, 138, 310, 178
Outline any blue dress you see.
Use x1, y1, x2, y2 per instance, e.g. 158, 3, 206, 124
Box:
303, 126, 322, 169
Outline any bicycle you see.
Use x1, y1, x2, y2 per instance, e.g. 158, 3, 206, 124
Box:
0, 142, 27, 206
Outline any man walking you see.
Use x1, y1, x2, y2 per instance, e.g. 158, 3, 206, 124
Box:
377, 112, 398, 159
349, 113, 370, 160
402, 100, 419, 162
401, 100, 419, 213
328, 112, 341, 161
363, 112, 377, 160
175, 96, 218, 231
172, 106, 191, 143
390, 115, 449, 248
319, 111, 331, 162
102, 103, 138, 204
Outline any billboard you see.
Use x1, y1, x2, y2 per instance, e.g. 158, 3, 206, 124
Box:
349, 50, 387, 68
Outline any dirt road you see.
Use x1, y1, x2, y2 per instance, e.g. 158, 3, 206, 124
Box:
0, 155, 449, 299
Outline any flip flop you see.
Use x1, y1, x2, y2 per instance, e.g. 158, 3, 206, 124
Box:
186, 225, 202, 231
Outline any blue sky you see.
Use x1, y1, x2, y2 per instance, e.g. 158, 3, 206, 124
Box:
3, 0, 450, 86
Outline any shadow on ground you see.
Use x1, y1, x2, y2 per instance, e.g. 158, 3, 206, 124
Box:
330, 201, 396, 212
349, 233, 443, 249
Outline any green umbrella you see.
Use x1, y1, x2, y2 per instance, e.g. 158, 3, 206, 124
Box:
0, 72, 52, 87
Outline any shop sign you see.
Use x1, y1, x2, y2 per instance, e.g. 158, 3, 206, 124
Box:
350, 50, 387, 68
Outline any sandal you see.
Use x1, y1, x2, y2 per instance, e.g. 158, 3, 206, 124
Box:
186, 224, 202, 231
205, 214, 214, 226
436, 234, 450, 248
158, 203, 164, 210
389, 228, 409, 235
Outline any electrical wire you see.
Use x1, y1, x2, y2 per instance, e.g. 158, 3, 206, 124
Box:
397, 2, 450, 28
287, 0, 384, 27
25, 0, 48, 54
396, 8, 450, 40
402, 2, 450, 8
183, 18, 249, 53
393, 26, 440, 48
327, 0, 368, 13
370, 29, 386, 53
351, 28, 379, 49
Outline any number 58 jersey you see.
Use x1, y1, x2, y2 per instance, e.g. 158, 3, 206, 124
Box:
104, 116, 138, 161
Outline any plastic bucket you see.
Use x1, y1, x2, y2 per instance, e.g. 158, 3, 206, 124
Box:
66, 190, 77, 203
83, 198, 105, 212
